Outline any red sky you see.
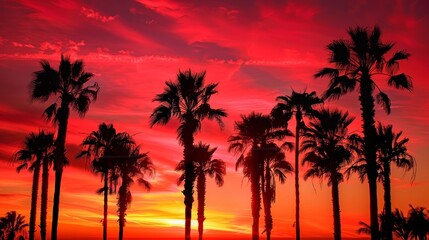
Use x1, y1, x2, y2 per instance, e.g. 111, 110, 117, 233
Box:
0, 0, 428, 239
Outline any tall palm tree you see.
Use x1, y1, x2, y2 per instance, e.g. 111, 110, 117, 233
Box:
30, 55, 99, 240
272, 90, 322, 240
376, 124, 415, 239
408, 205, 429, 240
115, 145, 154, 240
78, 123, 134, 240
229, 112, 292, 240
0, 211, 29, 240
176, 142, 226, 240
14, 131, 54, 240
315, 26, 413, 239
301, 108, 356, 240
261, 142, 293, 240
392, 209, 412, 240
150, 69, 226, 240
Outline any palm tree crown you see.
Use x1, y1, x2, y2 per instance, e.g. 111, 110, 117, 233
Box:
0, 211, 28, 240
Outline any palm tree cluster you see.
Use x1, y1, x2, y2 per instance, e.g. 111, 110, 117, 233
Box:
10, 25, 424, 240
0, 211, 28, 240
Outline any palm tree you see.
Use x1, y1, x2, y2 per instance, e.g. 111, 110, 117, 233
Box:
315, 26, 413, 239
176, 142, 226, 240
78, 123, 134, 240
392, 209, 412, 240
14, 131, 54, 240
376, 123, 415, 239
272, 90, 322, 240
0, 211, 29, 240
115, 145, 154, 240
301, 108, 356, 240
261, 142, 293, 240
408, 205, 429, 240
150, 69, 226, 240
229, 112, 292, 240
30, 55, 99, 240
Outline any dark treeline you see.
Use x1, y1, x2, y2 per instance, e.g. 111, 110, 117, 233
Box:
7, 26, 429, 240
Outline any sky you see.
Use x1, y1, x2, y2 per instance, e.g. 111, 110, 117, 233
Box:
0, 0, 428, 239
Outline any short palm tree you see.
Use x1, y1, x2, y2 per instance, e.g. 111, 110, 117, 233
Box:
115, 145, 154, 240
261, 142, 292, 240
78, 123, 134, 240
408, 205, 429, 240
272, 90, 322, 240
229, 112, 292, 240
376, 124, 415, 239
392, 208, 412, 240
0, 211, 29, 240
151, 69, 226, 240
176, 142, 226, 240
15, 131, 54, 240
30, 55, 99, 240
301, 108, 355, 240
315, 26, 413, 239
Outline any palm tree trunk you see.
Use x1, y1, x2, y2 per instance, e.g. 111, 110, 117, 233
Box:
359, 73, 379, 240
295, 118, 301, 240
383, 161, 393, 240
183, 130, 195, 240
331, 175, 341, 240
29, 159, 41, 240
251, 169, 260, 240
40, 155, 49, 240
103, 170, 108, 240
51, 104, 70, 240
263, 161, 272, 240
197, 173, 206, 240
118, 185, 126, 240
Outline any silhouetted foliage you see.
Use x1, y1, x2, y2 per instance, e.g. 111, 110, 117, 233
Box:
0, 211, 28, 240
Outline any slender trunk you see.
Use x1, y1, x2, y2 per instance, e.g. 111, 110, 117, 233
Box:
197, 173, 206, 240
118, 184, 127, 240
263, 161, 272, 240
251, 147, 261, 240
40, 155, 49, 240
183, 129, 195, 240
359, 73, 379, 240
29, 159, 41, 240
295, 117, 301, 240
103, 170, 108, 240
51, 103, 70, 240
331, 175, 341, 240
383, 161, 393, 240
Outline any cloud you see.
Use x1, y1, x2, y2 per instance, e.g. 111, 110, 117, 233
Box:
81, 6, 118, 23
12, 41, 35, 48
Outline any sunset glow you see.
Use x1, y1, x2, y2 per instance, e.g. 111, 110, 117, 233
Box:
0, 0, 428, 239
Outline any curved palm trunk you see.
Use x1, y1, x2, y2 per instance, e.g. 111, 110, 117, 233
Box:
331, 175, 341, 240
103, 170, 108, 240
359, 73, 380, 240
29, 159, 41, 240
51, 103, 70, 240
383, 161, 393, 240
40, 156, 49, 240
295, 117, 301, 240
197, 173, 206, 240
183, 130, 195, 240
118, 184, 127, 240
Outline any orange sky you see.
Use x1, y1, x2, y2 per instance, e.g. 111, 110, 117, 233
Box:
0, 0, 428, 239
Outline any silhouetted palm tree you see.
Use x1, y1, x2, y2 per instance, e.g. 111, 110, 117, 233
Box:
150, 69, 226, 240
392, 209, 412, 240
301, 109, 356, 240
176, 142, 226, 240
15, 131, 54, 240
315, 26, 412, 239
30, 55, 99, 240
115, 145, 154, 240
408, 205, 429, 240
0, 211, 28, 240
78, 123, 134, 240
261, 142, 292, 240
229, 112, 292, 240
272, 90, 322, 240
376, 124, 415, 239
